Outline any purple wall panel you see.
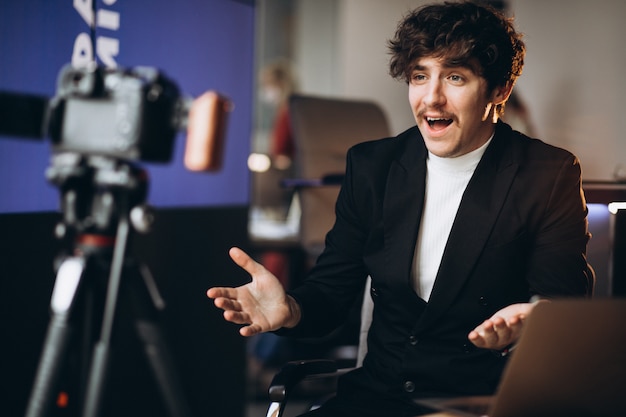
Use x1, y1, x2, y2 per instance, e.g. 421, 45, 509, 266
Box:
0, 0, 254, 212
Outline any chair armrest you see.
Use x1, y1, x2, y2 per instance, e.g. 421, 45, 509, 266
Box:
268, 359, 338, 402
266, 359, 347, 417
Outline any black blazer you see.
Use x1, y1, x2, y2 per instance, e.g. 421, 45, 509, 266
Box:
287, 122, 591, 399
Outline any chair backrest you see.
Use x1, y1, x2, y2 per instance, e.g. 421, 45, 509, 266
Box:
288, 94, 390, 258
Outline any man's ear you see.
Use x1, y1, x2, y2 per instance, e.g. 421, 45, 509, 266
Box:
492, 82, 514, 105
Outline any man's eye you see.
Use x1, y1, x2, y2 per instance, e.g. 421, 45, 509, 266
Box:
411, 73, 426, 82
449, 74, 464, 83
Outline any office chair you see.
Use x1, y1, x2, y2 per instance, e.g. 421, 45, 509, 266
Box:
286, 94, 390, 262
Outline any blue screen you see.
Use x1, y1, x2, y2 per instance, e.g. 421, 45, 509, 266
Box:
0, 0, 254, 213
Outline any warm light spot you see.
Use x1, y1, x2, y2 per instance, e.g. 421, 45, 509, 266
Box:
56, 391, 69, 408
247, 153, 271, 172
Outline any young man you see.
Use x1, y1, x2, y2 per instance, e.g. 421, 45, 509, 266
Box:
208, 1, 592, 415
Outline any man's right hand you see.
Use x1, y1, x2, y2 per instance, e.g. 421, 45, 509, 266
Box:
206, 247, 301, 337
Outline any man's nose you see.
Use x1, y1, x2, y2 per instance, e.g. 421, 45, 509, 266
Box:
423, 80, 446, 107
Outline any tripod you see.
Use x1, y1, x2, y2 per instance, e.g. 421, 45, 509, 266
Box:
25, 154, 193, 417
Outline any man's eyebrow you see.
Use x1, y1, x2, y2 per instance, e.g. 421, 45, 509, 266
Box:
444, 58, 480, 73
410, 63, 473, 72
411, 64, 427, 71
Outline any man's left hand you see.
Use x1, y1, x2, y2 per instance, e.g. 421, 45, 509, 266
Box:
468, 301, 545, 351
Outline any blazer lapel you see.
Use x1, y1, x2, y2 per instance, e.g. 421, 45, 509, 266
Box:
416, 124, 520, 330
383, 129, 427, 289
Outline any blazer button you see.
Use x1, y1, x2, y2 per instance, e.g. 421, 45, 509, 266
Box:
478, 296, 488, 306
403, 381, 415, 393
370, 286, 379, 298
409, 335, 418, 346
462, 343, 474, 353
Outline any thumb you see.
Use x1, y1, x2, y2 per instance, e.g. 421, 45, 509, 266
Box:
229, 247, 266, 277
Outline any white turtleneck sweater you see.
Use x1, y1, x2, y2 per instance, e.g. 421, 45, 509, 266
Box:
412, 137, 492, 301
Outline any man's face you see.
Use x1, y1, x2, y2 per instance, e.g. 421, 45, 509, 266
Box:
408, 57, 509, 158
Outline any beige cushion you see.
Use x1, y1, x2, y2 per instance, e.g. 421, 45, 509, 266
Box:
288, 94, 390, 257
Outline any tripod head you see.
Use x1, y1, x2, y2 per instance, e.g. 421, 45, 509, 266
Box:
47, 152, 151, 244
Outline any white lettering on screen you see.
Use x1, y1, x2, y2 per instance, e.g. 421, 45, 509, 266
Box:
71, 0, 120, 68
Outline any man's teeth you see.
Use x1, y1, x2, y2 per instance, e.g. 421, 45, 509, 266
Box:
426, 117, 450, 128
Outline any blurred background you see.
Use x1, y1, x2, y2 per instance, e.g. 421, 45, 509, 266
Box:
1, 1, 625, 417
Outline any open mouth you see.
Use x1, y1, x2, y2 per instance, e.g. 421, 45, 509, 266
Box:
426, 117, 453, 131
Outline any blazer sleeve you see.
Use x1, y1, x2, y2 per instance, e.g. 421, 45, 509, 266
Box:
525, 152, 592, 297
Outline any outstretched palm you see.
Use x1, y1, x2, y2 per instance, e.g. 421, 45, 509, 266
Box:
207, 247, 296, 336
468, 301, 544, 350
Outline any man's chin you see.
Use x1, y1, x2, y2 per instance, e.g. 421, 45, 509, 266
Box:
424, 140, 453, 158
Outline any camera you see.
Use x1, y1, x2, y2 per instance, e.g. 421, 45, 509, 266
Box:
50, 64, 181, 163
1, 63, 230, 171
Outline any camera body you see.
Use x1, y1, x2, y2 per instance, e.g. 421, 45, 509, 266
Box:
48, 64, 183, 163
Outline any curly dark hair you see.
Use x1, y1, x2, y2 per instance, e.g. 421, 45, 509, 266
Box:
388, 1, 525, 93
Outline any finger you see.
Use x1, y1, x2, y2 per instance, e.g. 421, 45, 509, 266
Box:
477, 319, 497, 338
509, 313, 526, 326
468, 330, 481, 342
492, 317, 509, 336
213, 297, 243, 312
224, 310, 251, 325
509, 316, 524, 330
240, 323, 263, 337
207, 287, 238, 300
469, 322, 490, 347
506, 315, 526, 341
472, 319, 501, 348
493, 322, 512, 343
468, 331, 490, 348
229, 247, 266, 276
491, 315, 506, 328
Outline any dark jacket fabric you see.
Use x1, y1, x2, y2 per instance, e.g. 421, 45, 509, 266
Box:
285, 121, 591, 402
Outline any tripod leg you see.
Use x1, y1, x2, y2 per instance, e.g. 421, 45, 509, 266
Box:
81, 217, 130, 417
130, 265, 193, 417
25, 257, 85, 417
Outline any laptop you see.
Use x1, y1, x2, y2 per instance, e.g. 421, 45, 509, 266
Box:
416, 298, 626, 417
